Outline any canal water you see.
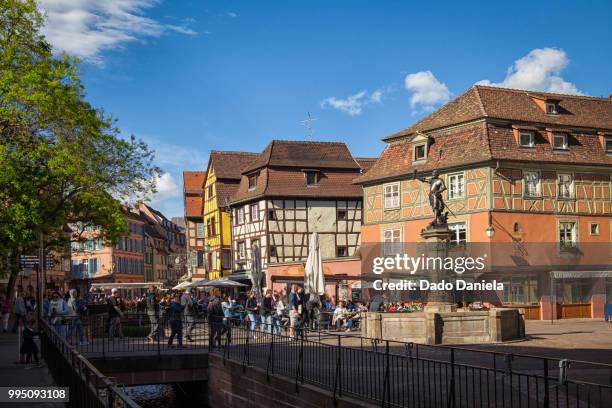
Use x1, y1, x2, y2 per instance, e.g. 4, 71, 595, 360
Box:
126, 384, 209, 407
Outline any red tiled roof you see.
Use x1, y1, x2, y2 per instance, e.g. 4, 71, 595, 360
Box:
231, 168, 363, 204
241, 140, 361, 174
355, 157, 378, 172
216, 181, 240, 208
357, 86, 612, 184
230, 140, 364, 204
356, 123, 492, 184
209, 151, 258, 180
183, 171, 206, 194
184, 196, 203, 218
386, 85, 612, 140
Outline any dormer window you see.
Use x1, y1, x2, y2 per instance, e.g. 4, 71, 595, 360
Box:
414, 144, 426, 161
553, 133, 568, 150
546, 102, 558, 115
305, 170, 319, 186
605, 137, 612, 154
519, 131, 535, 148
248, 173, 258, 190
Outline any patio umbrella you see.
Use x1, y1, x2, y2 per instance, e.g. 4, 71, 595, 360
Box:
304, 232, 325, 302
250, 242, 263, 301
197, 277, 247, 288
172, 281, 192, 290
187, 278, 209, 288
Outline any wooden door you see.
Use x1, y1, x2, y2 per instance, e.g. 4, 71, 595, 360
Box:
557, 303, 591, 318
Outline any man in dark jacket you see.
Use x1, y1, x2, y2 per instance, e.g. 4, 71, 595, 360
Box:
208, 288, 224, 349
167, 293, 184, 348
146, 286, 160, 341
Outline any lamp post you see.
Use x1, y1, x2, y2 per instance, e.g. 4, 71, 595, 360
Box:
485, 211, 495, 238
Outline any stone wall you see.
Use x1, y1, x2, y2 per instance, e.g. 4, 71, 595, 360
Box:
363, 309, 524, 344
207, 353, 374, 408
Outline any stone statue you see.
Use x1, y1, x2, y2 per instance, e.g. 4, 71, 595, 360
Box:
416, 169, 449, 227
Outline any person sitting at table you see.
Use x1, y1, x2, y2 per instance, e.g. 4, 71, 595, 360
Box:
331, 301, 349, 329
345, 302, 367, 332
323, 296, 335, 311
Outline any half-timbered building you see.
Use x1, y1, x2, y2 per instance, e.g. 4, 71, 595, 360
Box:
203, 151, 258, 279
355, 85, 612, 320
230, 140, 373, 293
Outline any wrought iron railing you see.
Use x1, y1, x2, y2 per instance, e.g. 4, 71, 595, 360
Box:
52, 312, 612, 407
39, 318, 140, 408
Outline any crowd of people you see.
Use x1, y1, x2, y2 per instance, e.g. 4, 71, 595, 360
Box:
0, 283, 434, 358
0, 285, 89, 365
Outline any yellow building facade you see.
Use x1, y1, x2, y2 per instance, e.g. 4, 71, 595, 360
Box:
203, 151, 258, 279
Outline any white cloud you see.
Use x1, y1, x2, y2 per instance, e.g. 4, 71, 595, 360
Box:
38, 0, 196, 63
404, 71, 452, 109
151, 173, 180, 203
477, 48, 582, 95
320, 89, 385, 116
227, 12, 238, 18
370, 90, 383, 103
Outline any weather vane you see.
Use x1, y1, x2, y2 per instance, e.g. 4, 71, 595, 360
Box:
300, 112, 318, 139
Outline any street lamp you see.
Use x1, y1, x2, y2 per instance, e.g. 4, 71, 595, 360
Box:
485, 212, 495, 238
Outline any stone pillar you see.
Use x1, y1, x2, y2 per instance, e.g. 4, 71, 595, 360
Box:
421, 226, 456, 313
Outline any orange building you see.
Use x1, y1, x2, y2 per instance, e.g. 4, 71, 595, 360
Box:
69, 207, 147, 291
355, 85, 612, 320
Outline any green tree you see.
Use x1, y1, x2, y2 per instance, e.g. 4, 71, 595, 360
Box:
0, 0, 161, 297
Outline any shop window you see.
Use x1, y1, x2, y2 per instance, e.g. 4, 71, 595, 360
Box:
501, 276, 538, 305
556, 279, 591, 304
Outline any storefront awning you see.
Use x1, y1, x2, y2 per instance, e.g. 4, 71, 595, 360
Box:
550, 270, 612, 279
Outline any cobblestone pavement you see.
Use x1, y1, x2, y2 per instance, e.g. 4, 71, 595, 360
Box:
0, 331, 65, 407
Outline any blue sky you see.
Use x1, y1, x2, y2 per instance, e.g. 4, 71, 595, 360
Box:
38, 1, 612, 217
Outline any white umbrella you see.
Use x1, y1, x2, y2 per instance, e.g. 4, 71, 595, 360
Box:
172, 281, 192, 290
188, 278, 209, 288
304, 232, 325, 298
250, 242, 263, 300
198, 277, 247, 288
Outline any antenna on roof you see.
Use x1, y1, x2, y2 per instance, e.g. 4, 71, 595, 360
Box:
300, 112, 318, 139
